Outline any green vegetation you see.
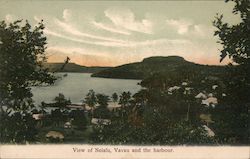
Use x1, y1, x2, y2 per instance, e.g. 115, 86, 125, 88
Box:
90, 76, 218, 145
54, 93, 71, 109
84, 90, 97, 116
111, 93, 118, 103
211, 0, 249, 144
0, 20, 56, 143
0, 0, 249, 145
91, 56, 226, 79
93, 93, 111, 119
69, 109, 88, 130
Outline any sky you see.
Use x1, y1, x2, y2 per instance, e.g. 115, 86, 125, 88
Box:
0, 0, 240, 66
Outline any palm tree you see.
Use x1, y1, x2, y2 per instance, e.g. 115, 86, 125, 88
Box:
54, 93, 71, 111
94, 94, 111, 119
119, 92, 131, 108
84, 90, 97, 115
96, 93, 110, 108
111, 93, 118, 103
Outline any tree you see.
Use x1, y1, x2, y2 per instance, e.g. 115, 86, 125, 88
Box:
51, 109, 64, 127
119, 92, 131, 107
0, 20, 57, 143
213, 0, 249, 65
84, 90, 97, 115
96, 93, 110, 107
213, 0, 250, 144
54, 93, 71, 110
93, 93, 111, 119
69, 109, 87, 130
0, 112, 38, 143
111, 93, 118, 103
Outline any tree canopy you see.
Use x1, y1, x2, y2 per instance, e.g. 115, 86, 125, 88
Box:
0, 20, 56, 111
213, 0, 250, 65
0, 20, 56, 143
212, 0, 250, 144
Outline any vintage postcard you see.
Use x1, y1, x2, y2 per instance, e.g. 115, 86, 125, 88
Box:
0, 0, 249, 158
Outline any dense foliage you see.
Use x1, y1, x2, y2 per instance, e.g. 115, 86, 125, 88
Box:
0, 20, 56, 143
90, 67, 221, 144
91, 56, 226, 79
212, 0, 250, 144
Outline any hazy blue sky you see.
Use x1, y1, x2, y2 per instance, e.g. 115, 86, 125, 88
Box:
0, 0, 240, 66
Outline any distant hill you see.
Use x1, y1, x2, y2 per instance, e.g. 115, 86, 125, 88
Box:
44, 63, 111, 73
91, 56, 225, 79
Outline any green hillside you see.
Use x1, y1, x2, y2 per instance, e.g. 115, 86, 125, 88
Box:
91, 56, 225, 79
44, 63, 111, 73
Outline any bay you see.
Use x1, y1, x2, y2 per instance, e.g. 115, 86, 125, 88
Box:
31, 73, 141, 105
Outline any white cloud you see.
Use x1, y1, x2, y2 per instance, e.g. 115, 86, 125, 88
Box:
166, 19, 192, 35
44, 10, 189, 48
104, 8, 153, 34
5, 14, 18, 23
34, 16, 41, 22
47, 46, 113, 58
63, 9, 72, 22
194, 25, 206, 37
30, 8, 221, 66
38, 9, 194, 49
128, 39, 191, 47
47, 46, 91, 56
54, 18, 127, 44
45, 27, 190, 48
192, 24, 214, 38
92, 21, 131, 35
166, 18, 214, 38
44, 28, 128, 47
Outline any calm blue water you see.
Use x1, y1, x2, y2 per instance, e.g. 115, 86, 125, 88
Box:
31, 73, 141, 105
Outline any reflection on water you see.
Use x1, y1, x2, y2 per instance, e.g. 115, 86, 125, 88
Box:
32, 73, 141, 105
